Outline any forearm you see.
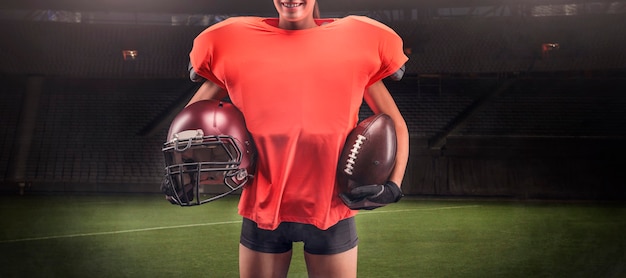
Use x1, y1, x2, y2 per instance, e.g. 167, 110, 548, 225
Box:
364, 80, 409, 187
388, 118, 408, 187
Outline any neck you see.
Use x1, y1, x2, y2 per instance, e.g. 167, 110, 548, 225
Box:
279, 18, 318, 30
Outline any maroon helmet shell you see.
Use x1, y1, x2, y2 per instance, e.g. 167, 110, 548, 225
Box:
162, 100, 256, 206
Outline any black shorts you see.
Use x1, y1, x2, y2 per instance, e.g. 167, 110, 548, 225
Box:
240, 217, 358, 255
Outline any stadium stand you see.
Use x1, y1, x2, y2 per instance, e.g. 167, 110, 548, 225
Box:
1, 12, 625, 199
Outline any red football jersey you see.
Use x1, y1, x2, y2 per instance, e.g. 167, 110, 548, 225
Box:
190, 16, 407, 230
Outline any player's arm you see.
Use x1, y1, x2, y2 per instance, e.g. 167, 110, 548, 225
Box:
342, 79, 407, 208
186, 61, 228, 107
364, 80, 409, 187
186, 80, 228, 107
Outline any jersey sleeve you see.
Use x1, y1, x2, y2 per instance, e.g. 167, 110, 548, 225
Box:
189, 19, 236, 89
375, 30, 408, 83
351, 16, 409, 86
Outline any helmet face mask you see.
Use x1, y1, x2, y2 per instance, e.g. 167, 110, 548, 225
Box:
161, 100, 256, 206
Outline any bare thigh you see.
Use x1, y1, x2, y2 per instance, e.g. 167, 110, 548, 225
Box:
304, 246, 358, 278
239, 243, 293, 278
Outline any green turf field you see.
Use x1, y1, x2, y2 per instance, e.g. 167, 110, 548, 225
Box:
0, 195, 624, 277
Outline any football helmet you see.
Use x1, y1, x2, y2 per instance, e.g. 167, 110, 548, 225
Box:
161, 100, 256, 206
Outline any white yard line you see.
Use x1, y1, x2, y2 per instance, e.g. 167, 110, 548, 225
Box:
0, 220, 243, 243
1, 205, 481, 243
358, 205, 482, 215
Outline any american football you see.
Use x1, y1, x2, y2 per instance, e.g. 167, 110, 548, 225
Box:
337, 113, 397, 193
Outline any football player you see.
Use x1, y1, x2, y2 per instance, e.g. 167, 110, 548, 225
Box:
185, 1, 409, 277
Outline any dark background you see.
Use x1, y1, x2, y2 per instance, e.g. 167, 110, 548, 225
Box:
1, 0, 625, 199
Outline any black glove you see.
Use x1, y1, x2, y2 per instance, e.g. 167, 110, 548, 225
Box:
160, 175, 179, 205
339, 181, 403, 210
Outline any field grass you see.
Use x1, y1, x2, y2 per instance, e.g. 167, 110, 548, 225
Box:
0, 194, 624, 277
